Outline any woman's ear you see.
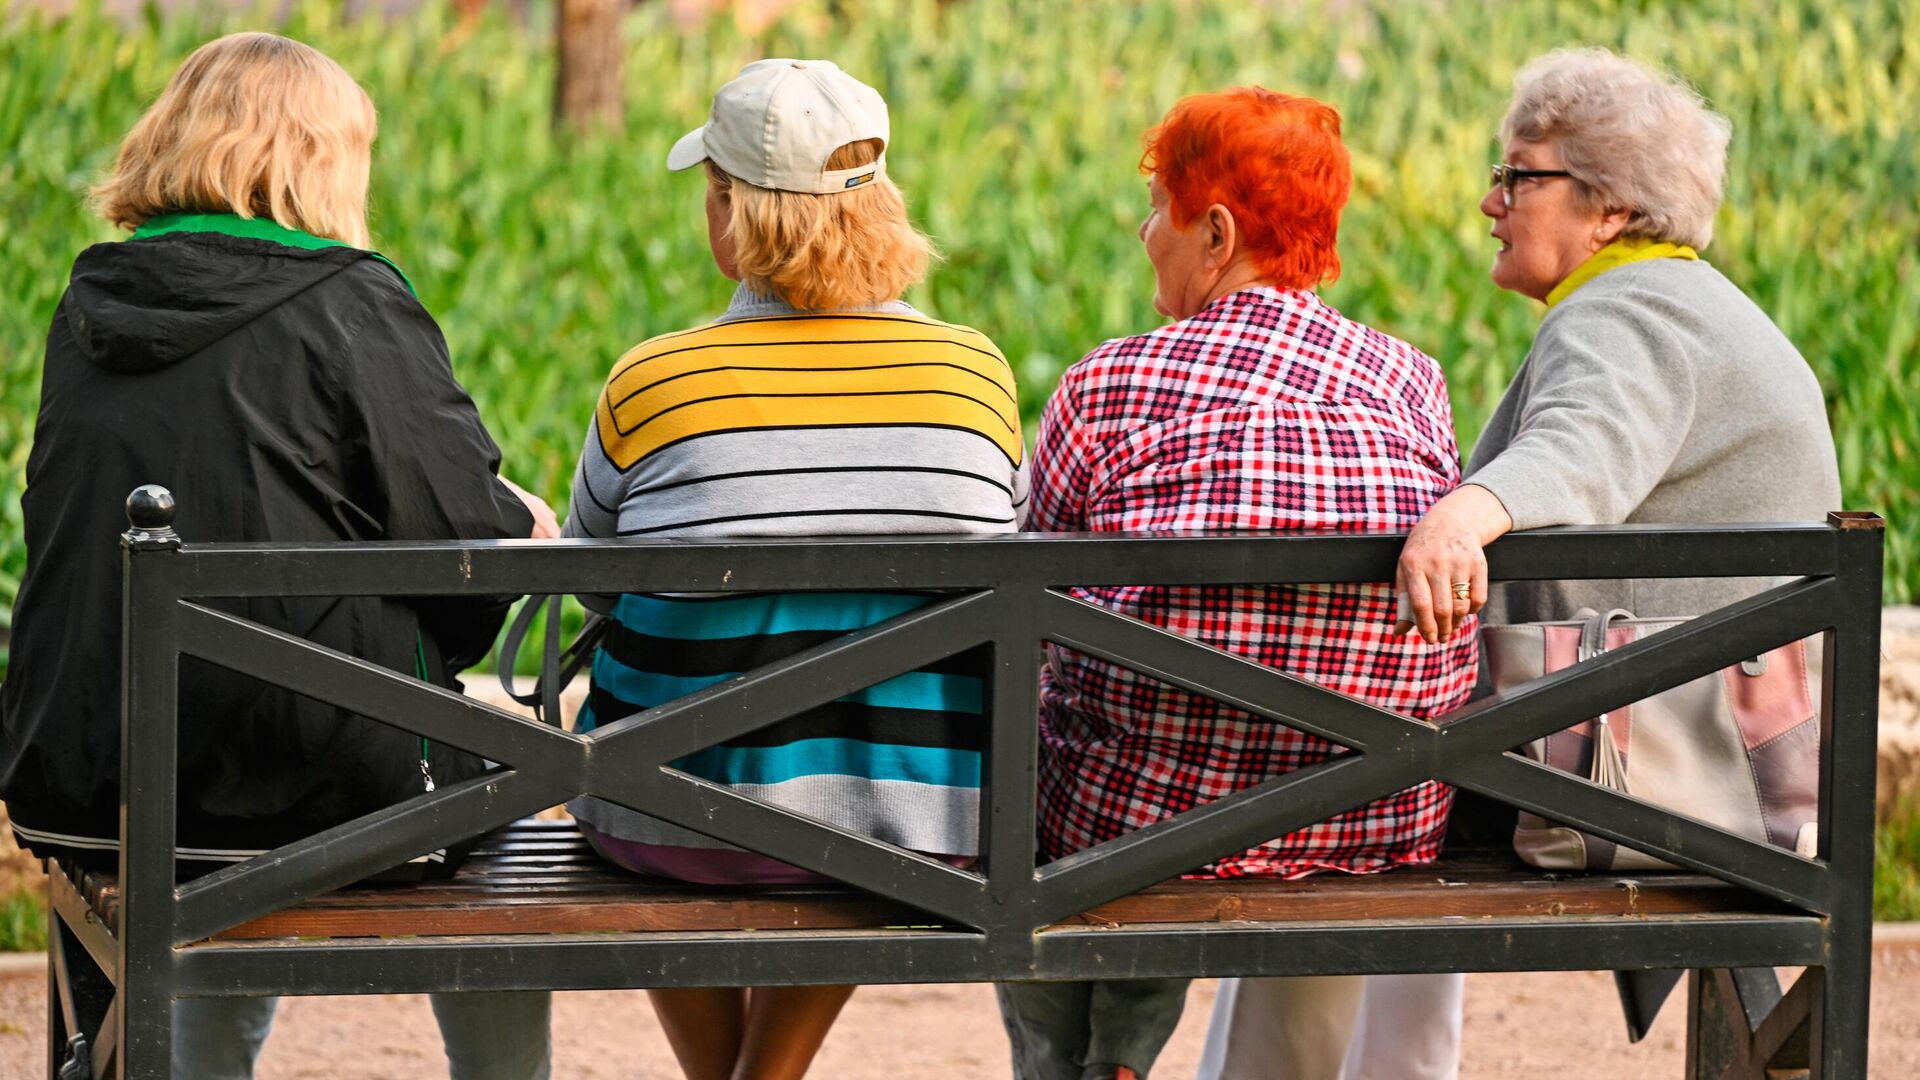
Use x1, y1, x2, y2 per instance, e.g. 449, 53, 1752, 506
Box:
1594, 205, 1632, 249
1204, 203, 1238, 268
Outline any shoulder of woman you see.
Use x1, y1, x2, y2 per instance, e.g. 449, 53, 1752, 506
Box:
1547, 256, 1729, 321
304, 256, 433, 360
1534, 267, 1706, 362
910, 312, 1002, 349
911, 316, 1018, 376
1048, 333, 1148, 409
324, 254, 421, 313
1072, 317, 1197, 376
321, 261, 451, 392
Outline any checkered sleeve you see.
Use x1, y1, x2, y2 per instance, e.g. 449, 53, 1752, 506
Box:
1027, 368, 1096, 533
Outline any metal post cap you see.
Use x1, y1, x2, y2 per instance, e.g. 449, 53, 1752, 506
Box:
126, 485, 176, 531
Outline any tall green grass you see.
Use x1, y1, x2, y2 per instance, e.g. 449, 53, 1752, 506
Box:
0, 886, 47, 952
1877, 797, 1920, 922
2, 0, 1915, 616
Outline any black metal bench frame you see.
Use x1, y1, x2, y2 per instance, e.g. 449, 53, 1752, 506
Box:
44, 489, 1884, 1078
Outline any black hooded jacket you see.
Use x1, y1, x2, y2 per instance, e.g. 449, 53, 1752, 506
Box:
0, 219, 533, 866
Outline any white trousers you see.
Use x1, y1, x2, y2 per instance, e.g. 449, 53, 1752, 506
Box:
1195, 973, 1464, 1080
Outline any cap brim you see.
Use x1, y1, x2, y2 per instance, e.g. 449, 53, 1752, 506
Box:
666, 126, 710, 172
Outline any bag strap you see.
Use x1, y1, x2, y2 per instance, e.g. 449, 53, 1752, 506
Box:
497, 597, 548, 709
1575, 606, 1771, 675
497, 596, 608, 726
552, 609, 609, 719
1577, 607, 1636, 662
1571, 607, 1636, 792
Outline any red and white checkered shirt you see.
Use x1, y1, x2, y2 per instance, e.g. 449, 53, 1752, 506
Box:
1030, 286, 1479, 878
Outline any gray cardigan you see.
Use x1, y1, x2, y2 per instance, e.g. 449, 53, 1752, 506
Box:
1466, 257, 1840, 622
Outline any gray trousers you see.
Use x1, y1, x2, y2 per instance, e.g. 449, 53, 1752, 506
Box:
172, 991, 552, 1079
996, 979, 1191, 1079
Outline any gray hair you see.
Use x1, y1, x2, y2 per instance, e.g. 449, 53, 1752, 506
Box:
1500, 48, 1732, 250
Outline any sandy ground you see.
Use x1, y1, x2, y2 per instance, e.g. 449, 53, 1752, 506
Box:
5, 943, 1920, 1079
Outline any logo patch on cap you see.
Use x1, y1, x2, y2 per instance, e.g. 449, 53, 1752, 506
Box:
844, 172, 876, 189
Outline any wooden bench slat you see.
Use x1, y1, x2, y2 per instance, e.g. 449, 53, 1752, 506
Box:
1071, 874, 1761, 925
222, 894, 931, 939
73, 826, 1789, 943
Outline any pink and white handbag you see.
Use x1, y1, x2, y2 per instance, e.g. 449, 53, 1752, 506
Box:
1482, 607, 1822, 871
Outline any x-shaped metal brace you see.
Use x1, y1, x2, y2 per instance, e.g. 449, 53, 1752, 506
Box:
161, 570, 1838, 946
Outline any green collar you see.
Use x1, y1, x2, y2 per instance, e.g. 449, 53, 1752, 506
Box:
1544, 236, 1698, 309
132, 211, 415, 295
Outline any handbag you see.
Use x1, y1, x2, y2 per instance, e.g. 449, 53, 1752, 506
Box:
1482, 607, 1822, 871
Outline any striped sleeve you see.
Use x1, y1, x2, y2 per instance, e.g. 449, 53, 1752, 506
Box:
575, 313, 1024, 540
563, 414, 618, 540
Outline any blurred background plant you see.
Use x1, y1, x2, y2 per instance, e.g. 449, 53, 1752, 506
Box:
0, 884, 46, 952
1, 0, 1915, 657
1, 0, 1918, 939
1877, 795, 1920, 922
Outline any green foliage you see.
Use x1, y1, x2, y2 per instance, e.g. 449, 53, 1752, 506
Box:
1877, 796, 1920, 922
1, 0, 1915, 615
0, 886, 47, 953
1880, 767, 1920, 923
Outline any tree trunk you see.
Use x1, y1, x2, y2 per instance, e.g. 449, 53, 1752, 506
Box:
554, 0, 624, 135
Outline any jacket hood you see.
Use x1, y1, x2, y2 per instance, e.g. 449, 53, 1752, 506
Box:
63, 231, 374, 373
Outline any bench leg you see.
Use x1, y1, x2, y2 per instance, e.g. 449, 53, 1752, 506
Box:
115, 964, 174, 1079
47, 932, 70, 1080
1809, 956, 1870, 1080
47, 900, 116, 1080
113, 872, 174, 1079
1685, 967, 1825, 1079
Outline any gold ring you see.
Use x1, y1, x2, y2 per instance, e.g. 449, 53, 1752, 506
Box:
1451, 582, 1472, 601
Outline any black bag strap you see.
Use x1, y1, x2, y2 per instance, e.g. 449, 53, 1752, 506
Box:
497, 596, 607, 726
496, 596, 547, 710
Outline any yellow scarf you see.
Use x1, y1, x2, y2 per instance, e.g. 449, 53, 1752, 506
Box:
1545, 236, 1698, 308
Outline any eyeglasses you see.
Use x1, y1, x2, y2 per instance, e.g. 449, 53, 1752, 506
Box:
1489, 163, 1574, 208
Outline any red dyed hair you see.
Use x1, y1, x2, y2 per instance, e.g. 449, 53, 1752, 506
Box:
1141, 87, 1350, 289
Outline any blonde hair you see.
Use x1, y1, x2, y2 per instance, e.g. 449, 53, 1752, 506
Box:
707, 139, 935, 310
92, 32, 378, 248
1501, 48, 1732, 250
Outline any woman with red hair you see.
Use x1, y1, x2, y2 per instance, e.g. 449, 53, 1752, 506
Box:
994, 88, 1477, 1080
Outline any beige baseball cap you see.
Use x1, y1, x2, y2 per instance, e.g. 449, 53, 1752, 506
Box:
667, 59, 890, 195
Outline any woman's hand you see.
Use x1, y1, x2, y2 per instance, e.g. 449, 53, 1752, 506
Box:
1395, 484, 1513, 644
499, 476, 560, 539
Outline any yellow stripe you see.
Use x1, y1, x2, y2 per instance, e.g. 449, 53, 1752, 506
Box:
602, 392, 1020, 467
613, 364, 1016, 428
611, 314, 996, 380
608, 339, 1013, 411
597, 317, 1021, 469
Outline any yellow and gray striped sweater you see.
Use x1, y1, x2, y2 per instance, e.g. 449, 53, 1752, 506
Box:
562, 291, 1026, 857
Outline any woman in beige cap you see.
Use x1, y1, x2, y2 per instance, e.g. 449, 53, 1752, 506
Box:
560, 59, 1026, 1080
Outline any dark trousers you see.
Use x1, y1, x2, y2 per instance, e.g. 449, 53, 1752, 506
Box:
996, 978, 1192, 1079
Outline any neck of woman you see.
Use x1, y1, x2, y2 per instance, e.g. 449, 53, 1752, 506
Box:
1201, 262, 1275, 309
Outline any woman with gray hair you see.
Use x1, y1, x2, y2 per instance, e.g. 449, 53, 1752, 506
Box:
1399, 46, 1838, 642
1320, 47, 1841, 1080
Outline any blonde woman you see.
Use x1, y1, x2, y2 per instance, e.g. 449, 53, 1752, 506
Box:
562, 59, 1026, 1080
0, 32, 555, 1078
